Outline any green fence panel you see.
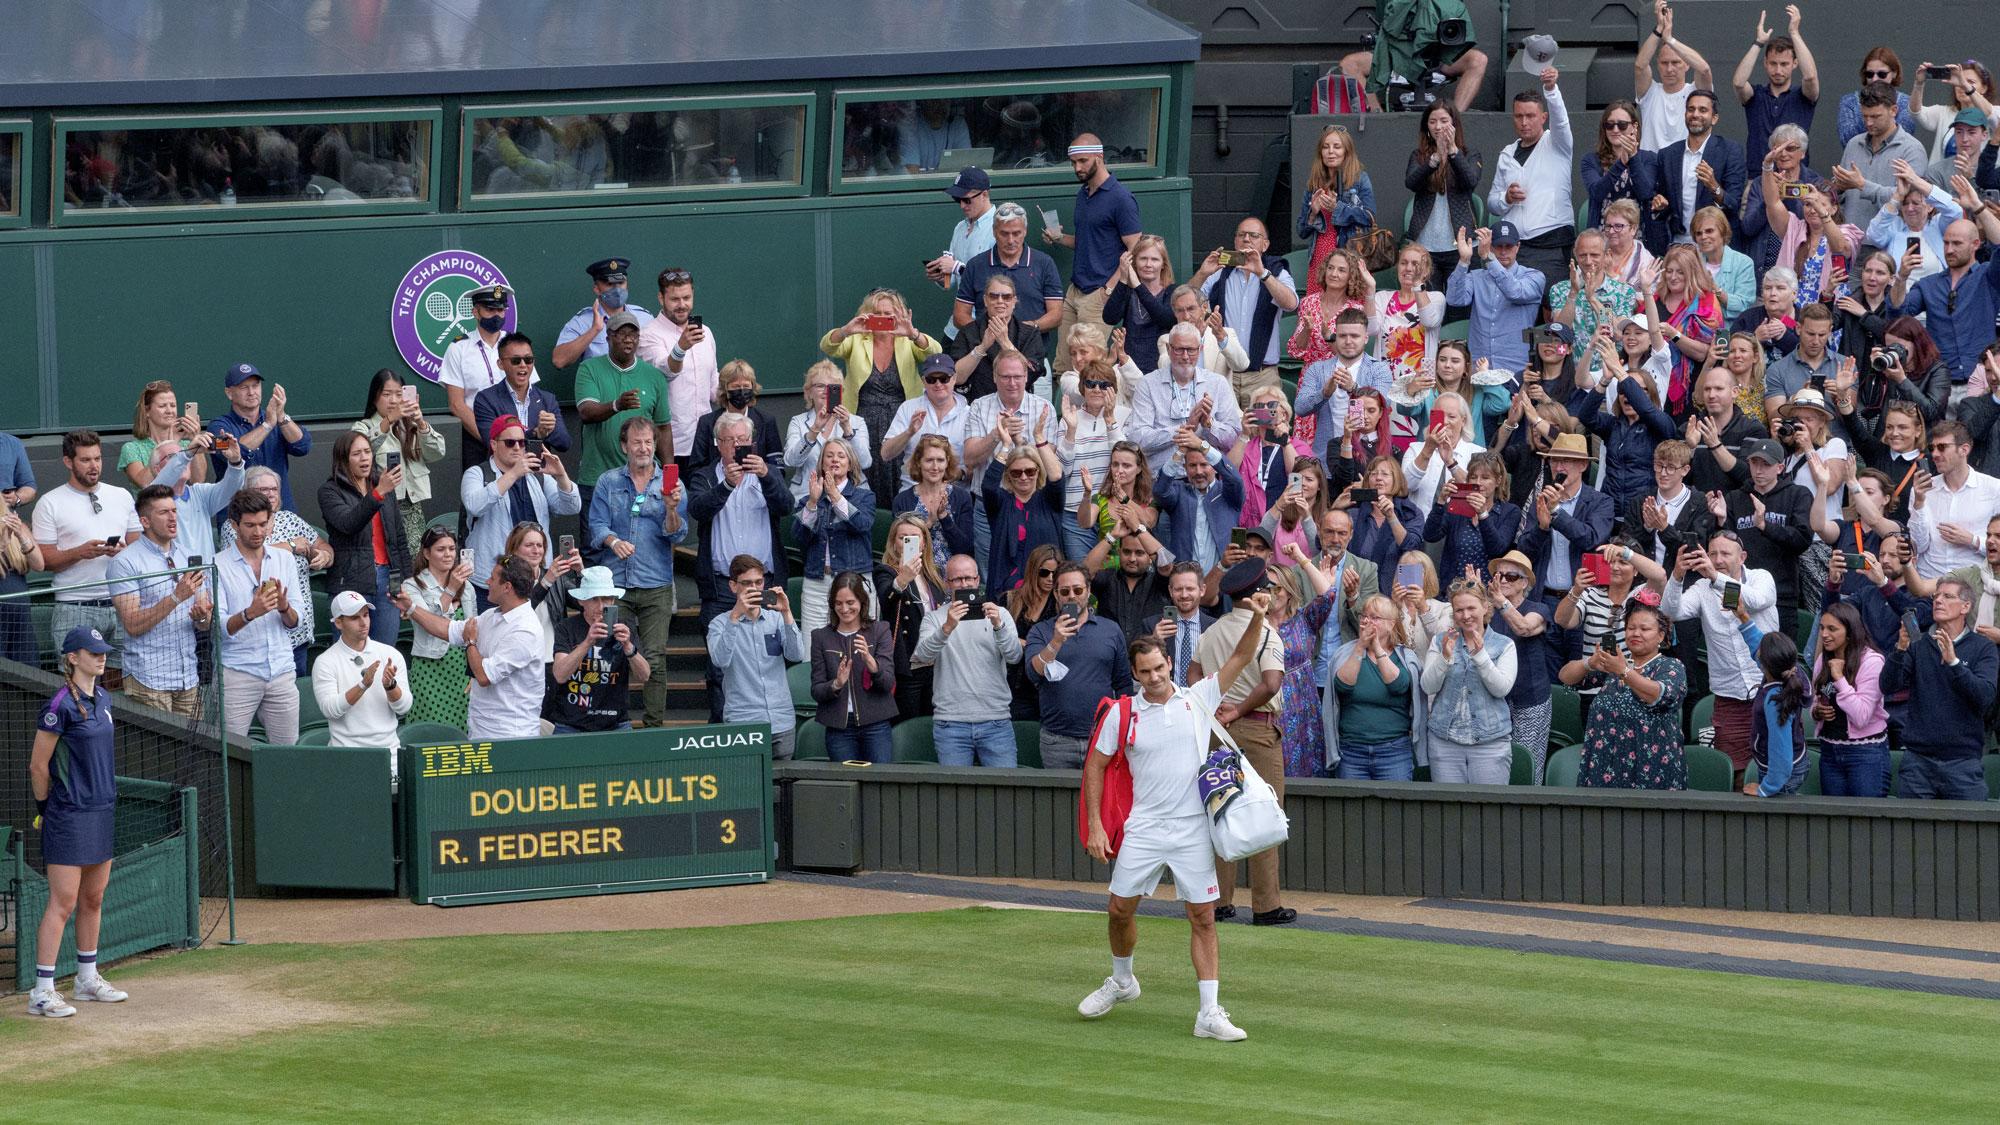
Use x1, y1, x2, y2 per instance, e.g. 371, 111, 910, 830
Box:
252, 744, 397, 891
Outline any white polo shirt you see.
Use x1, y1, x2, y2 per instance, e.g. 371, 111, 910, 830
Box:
1094, 678, 1220, 821
32, 481, 140, 602
887, 394, 975, 486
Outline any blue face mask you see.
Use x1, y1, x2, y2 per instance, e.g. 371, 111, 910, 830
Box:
600, 286, 628, 311
478, 314, 505, 333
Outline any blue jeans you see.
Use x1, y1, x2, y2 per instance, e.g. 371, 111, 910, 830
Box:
369, 563, 402, 646
826, 720, 893, 764
1818, 740, 1890, 798
1335, 735, 1415, 780
1059, 520, 1100, 563
934, 719, 1018, 767
1897, 751, 1987, 801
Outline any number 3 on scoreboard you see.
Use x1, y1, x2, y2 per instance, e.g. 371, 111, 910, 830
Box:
719, 818, 737, 845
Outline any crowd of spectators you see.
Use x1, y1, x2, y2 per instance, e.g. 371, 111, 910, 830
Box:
14, 12, 2000, 806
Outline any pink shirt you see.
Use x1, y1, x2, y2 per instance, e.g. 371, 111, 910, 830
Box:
636, 316, 719, 458
1815, 647, 1888, 741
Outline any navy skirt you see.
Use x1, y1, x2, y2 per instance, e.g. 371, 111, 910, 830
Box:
40, 805, 114, 867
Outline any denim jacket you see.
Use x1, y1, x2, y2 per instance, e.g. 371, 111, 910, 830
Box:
1421, 629, 1516, 745
797, 482, 878, 579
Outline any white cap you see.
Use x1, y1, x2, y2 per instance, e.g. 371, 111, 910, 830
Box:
330, 590, 370, 618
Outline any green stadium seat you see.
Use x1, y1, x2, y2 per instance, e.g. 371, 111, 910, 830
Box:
1683, 745, 1735, 792
1509, 743, 1535, 785
1544, 745, 1583, 787
1687, 694, 1716, 746
1412, 764, 1430, 782
1888, 750, 1903, 796
399, 721, 469, 745
870, 508, 895, 557
1577, 200, 1590, 231
786, 577, 803, 616
1548, 685, 1583, 749
297, 725, 332, 745
312, 588, 332, 647
427, 512, 456, 534
30, 599, 54, 667
1986, 754, 2000, 801
1012, 721, 1043, 769
1793, 608, 1815, 651
892, 715, 938, 763
1438, 318, 1471, 342
787, 661, 815, 724
296, 682, 326, 729
1282, 246, 1312, 292
794, 720, 828, 761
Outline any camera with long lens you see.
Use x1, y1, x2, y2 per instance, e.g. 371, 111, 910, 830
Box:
1870, 343, 1909, 372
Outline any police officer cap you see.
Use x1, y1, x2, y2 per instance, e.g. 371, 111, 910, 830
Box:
470, 284, 512, 309
586, 258, 630, 282
1219, 557, 1270, 598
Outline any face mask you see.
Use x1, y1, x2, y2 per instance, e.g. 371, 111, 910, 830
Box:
726, 388, 754, 408
600, 287, 628, 311
478, 314, 505, 333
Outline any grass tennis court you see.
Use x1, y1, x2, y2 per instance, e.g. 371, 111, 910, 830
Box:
7, 907, 1998, 1122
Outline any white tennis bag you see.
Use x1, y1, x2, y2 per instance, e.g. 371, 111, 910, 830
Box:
1195, 707, 1290, 862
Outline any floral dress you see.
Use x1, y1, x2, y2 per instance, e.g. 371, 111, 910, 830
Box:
1279, 589, 1338, 777
1375, 290, 1431, 382
1577, 654, 1687, 790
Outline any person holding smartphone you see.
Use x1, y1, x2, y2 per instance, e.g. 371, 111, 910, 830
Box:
1663, 529, 1780, 783
810, 573, 897, 763
459, 415, 582, 612
32, 430, 140, 667
586, 416, 688, 727
689, 414, 795, 720
574, 310, 671, 525
352, 369, 447, 549
707, 556, 804, 760
1025, 563, 1132, 769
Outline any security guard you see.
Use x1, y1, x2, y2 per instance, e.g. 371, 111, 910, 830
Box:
439, 283, 521, 469
553, 257, 654, 369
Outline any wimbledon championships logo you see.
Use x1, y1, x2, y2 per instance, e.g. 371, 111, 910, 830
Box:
390, 250, 517, 382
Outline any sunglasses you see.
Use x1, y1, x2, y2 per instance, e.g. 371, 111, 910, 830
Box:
502, 355, 535, 366
922, 374, 953, 384
1038, 567, 1056, 578
1948, 288, 1958, 315
660, 269, 692, 284
1865, 70, 1893, 80
1603, 120, 1635, 131
1008, 467, 1040, 477
1082, 380, 1115, 391
1491, 572, 1526, 583
497, 438, 526, 449
89, 492, 102, 515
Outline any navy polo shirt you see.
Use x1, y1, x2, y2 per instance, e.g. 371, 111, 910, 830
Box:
1069, 173, 1143, 291
39, 684, 117, 811
1743, 85, 1815, 171
956, 247, 1065, 318
1023, 614, 1132, 738
208, 410, 312, 509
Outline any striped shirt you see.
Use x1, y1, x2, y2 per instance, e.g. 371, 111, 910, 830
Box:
107, 536, 200, 692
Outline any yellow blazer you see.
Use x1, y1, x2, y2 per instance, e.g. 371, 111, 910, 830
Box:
818, 329, 944, 411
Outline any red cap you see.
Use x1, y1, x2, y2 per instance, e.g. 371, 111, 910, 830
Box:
487, 414, 523, 443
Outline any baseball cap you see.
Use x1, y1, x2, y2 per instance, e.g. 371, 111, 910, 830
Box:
330, 590, 370, 618
487, 414, 524, 443
1954, 107, 1991, 129
61, 626, 113, 655
1489, 220, 1522, 246
225, 362, 262, 387
1741, 437, 1786, 464
920, 354, 956, 379
1618, 311, 1652, 332
946, 166, 991, 199
605, 310, 641, 333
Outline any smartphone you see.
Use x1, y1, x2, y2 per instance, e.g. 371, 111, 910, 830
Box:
1428, 407, 1446, 431
900, 536, 921, 565
1597, 634, 1618, 654
1216, 250, 1238, 268
1921, 456, 1938, 476
1901, 609, 1921, 641
1447, 494, 1478, 517
1246, 406, 1271, 426
1580, 552, 1610, 586
1230, 528, 1249, 550
687, 315, 703, 330
1782, 182, 1807, 199
1396, 562, 1425, 589
1720, 582, 1741, 610
762, 589, 783, 609
954, 589, 984, 613
184, 401, 198, 418
558, 534, 576, 558
383, 449, 402, 470
824, 385, 840, 412
386, 571, 404, 597
864, 313, 898, 332
733, 445, 752, 465
601, 605, 619, 631
1842, 551, 1866, 571
1926, 64, 1955, 79
1808, 374, 1827, 394
660, 464, 680, 495
103, 535, 121, 548
1351, 487, 1379, 506
401, 385, 420, 407
188, 555, 203, 568
1060, 602, 1083, 623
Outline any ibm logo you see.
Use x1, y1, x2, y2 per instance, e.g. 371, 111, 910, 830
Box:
420, 743, 495, 777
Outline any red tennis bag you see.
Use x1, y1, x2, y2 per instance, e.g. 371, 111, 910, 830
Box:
1077, 695, 1137, 856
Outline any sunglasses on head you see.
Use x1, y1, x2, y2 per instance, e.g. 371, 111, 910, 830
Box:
660, 269, 692, 284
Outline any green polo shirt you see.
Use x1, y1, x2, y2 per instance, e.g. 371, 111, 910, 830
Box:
575, 355, 670, 486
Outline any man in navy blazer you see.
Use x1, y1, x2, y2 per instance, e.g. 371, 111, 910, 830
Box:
1515, 433, 1616, 675
1151, 449, 1244, 582
471, 332, 573, 458
1139, 562, 1220, 687
1652, 89, 1747, 241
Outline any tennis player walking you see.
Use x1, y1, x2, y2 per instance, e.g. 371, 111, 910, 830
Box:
1080, 585, 1270, 1041
26, 626, 131, 1016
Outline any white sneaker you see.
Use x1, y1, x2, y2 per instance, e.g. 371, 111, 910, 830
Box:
73, 977, 128, 1003
1077, 976, 1141, 1019
1194, 1005, 1247, 1041
27, 989, 76, 1018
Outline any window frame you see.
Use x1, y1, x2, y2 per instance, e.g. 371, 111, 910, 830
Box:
50, 107, 442, 227
457, 92, 816, 211
827, 74, 1169, 196
0, 120, 28, 229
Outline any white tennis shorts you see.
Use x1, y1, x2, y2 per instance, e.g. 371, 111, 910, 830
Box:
1109, 814, 1219, 903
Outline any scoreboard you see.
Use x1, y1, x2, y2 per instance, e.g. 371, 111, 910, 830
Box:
400, 723, 774, 906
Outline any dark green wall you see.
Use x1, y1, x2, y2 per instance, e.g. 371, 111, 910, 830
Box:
4, 63, 1196, 434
